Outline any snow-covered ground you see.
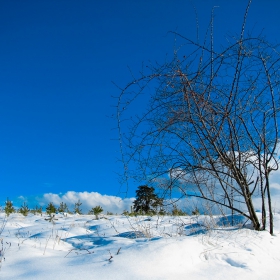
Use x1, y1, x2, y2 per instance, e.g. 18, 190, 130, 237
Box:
0, 212, 279, 279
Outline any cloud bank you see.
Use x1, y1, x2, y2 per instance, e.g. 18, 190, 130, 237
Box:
13, 165, 280, 216
17, 191, 134, 214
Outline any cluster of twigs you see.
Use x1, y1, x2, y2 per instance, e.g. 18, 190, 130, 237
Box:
117, 0, 280, 234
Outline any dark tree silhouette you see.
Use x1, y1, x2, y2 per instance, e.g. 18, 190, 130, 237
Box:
133, 185, 163, 214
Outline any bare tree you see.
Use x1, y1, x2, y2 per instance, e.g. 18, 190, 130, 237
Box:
117, 0, 280, 234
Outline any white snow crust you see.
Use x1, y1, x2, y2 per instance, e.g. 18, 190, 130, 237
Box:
0, 213, 279, 279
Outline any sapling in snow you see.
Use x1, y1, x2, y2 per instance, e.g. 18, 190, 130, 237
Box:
18, 202, 29, 216
4, 199, 15, 216
58, 202, 68, 213
74, 200, 82, 215
46, 202, 57, 216
88, 206, 103, 219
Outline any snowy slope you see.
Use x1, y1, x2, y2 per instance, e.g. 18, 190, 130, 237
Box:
0, 213, 279, 279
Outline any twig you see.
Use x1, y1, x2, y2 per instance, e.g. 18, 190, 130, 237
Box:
108, 250, 113, 262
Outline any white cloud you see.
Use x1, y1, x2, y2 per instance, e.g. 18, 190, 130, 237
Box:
18, 191, 135, 214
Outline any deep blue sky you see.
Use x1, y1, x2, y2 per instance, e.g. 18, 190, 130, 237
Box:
0, 0, 279, 203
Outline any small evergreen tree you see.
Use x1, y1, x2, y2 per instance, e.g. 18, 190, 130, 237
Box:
133, 185, 163, 215
172, 205, 186, 216
46, 202, 56, 216
30, 205, 43, 215
88, 205, 103, 219
18, 202, 29, 216
74, 200, 82, 214
192, 207, 200, 216
122, 210, 130, 216
158, 208, 166, 216
58, 202, 68, 213
4, 198, 15, 216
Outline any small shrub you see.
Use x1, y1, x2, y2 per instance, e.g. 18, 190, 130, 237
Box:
88, 205, 103, 219
74, 200, 82, 215
30, 205, 43, 215
122, 210, 130, 216
46, 202, 57, 216
58, 202, 68, 213
192, 207, 200, 216
18, 202, 29, 216
158, 208, 166, 216
172, 205, 187, 216
149, 210, 157, 216
4, 199, 15, 216
122, 210, 138, 217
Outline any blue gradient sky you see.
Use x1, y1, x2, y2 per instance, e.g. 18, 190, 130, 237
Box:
0, 0, 279, 204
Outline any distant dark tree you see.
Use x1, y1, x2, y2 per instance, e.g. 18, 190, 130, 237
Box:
4, 198, 15, 216
133, 185, 163, 214
46, 202, 57, 216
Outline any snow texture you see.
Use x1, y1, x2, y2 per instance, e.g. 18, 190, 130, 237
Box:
0, 213, 279, 279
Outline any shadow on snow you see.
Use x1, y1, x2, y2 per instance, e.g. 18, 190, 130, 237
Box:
185, 215, 247, 236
